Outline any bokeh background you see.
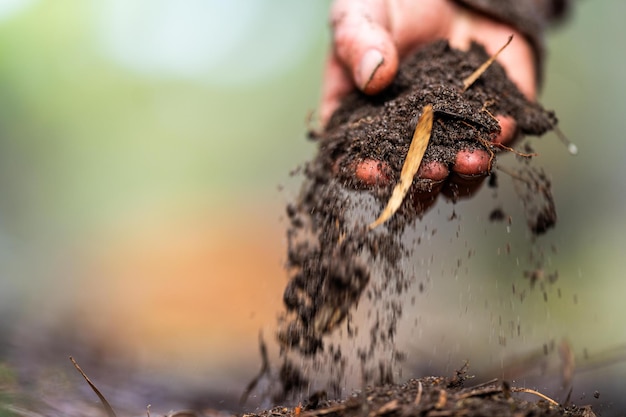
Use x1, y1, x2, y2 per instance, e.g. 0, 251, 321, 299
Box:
0, 0, 624, 415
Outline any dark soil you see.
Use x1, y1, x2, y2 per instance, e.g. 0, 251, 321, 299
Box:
278, 40, 557, 355
262, 40, 581, 416
323, 41, 556, 192
249, 375, 596, 417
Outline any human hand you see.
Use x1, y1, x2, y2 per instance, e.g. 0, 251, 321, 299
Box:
321, 0, 537, 206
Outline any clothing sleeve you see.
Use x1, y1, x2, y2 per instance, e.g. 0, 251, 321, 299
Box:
452, 0, 570, 86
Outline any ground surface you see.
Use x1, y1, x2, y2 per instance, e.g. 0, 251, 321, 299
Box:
247, 376, 595, 417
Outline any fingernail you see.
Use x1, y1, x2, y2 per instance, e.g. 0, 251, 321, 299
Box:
356, 49, 384, 91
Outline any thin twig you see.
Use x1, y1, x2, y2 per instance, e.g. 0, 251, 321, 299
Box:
367, 399, 399, 417
554, 126, 578, 155
563, 386, 574, 408
497, 165, 536, 188
491, 142, 537, 158
435, 389, 447, 409
459, 387, 503, 399
414, 381, 423, 405
301, 403, 350, 417
464, 378, 499, 391
240, 332, 271, 405
511, 387, 560, 406
69, 356, 117, 417
462, 35, 513, 92
471, 136, 495, 172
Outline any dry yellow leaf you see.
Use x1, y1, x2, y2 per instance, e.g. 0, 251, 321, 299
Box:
369, 104, 434, 229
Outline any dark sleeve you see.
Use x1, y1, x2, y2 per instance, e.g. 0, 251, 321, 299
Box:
452, 0, 571, 86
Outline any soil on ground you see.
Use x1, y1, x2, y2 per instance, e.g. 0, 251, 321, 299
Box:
248, 374, 595, 417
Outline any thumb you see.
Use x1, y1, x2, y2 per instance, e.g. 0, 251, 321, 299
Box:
330, 0, 399, 94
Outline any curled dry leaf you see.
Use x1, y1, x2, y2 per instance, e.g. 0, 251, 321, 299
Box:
70, 356, 118, 417
369, 104, 434, 229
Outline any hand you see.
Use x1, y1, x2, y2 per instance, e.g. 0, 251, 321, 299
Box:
321, 0, 537, 206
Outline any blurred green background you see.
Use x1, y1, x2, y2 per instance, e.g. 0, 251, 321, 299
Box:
0, 0, 624, 415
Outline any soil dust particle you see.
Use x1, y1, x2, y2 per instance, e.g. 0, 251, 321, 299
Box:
489, 207, 506, 221
274, 40, 562, 399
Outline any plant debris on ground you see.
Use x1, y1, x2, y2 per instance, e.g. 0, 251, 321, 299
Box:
246, 375, 596, 417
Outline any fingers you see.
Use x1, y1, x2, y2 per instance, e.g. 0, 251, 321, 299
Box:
443, 114, 520, 200
482, 31, 536, 101
411, 161, 448, 215
322, 0, 459, 125
321, 0, 398, 125
494, 114, 518, 145
445, 149, 491, 201
353, 157, 449, 217
351, 151, 490, 211
353, 159, 448, 186
328, 0, 458, 95
330, 0, 399, 94
448, 10, 536, 100
353, 150, 492, 187
320, 53, 355, 125
452, 148, 491, 176
325, 0, 537, 211
354, 158, 390, 186
484, 32, 537, 101
417, 160, 449, 182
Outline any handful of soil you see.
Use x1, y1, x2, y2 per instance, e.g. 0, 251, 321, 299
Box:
278, 40, 558, 363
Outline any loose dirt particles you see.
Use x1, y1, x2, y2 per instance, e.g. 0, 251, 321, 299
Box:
256, 40, 591, 416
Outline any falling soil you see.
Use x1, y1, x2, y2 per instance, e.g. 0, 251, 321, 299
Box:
260, 40, 582, 415
278, 40, 556, 355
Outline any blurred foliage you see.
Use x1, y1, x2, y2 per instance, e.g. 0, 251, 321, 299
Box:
0, 363, 16, 417
0, 0, 327, 241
